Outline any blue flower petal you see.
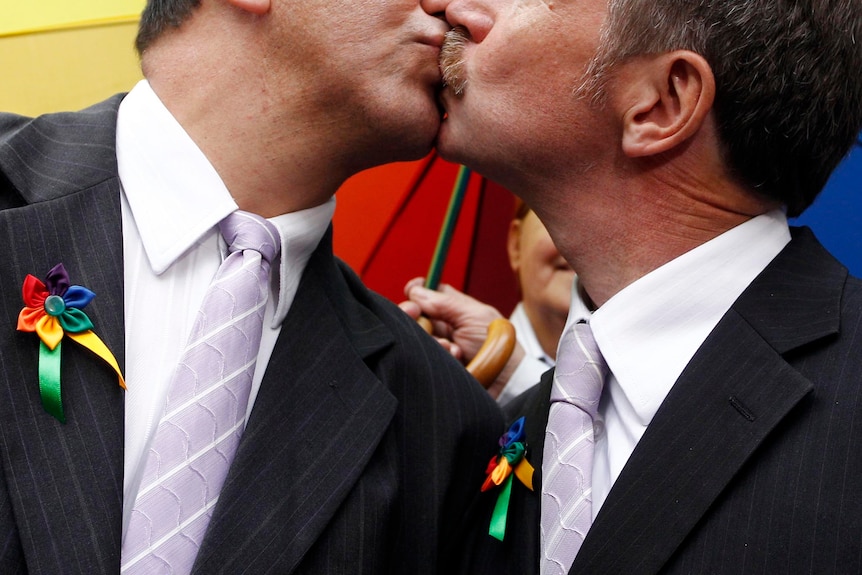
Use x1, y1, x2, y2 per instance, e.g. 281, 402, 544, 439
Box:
63, 285, 95, 309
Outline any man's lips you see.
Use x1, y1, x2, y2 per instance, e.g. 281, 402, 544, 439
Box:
418, 30, 446, 49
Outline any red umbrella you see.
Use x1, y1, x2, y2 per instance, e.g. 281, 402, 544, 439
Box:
332, 152, 521, 316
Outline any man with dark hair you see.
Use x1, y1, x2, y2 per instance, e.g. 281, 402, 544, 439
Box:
417, 0, 862, 572
0, 1, 503, 573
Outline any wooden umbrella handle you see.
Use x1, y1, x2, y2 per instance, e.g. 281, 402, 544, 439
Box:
466, 318, 517, 388
417, 316, 517, 387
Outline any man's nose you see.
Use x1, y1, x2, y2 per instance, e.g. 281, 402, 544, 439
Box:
422, 0, 494, 43
420, 0, 451, 18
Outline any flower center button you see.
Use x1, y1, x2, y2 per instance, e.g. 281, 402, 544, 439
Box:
44, 295, 66, 316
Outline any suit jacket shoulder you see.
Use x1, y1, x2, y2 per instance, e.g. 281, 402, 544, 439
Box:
574, 227, 862, 574
0, 96, 124, 209
455, 227, 862, 575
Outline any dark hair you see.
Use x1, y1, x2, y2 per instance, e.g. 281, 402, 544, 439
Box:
513, 198, 532, 221
586, 0, 862, 216
135, 0, 202, 54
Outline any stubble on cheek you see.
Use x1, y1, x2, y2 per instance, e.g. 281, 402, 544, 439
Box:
439, 25, 471, 96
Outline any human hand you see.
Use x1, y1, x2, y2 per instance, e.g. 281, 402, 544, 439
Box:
399, 278, 525, 398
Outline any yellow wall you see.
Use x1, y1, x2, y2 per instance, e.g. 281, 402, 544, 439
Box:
2, 0, 143, 35
1, 2, 144, 116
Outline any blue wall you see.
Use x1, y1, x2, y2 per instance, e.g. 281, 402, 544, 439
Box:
790, 137, 862, 276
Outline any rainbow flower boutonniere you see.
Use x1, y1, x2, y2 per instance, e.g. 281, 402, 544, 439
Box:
482, 416, 535, 541
17, 263, 125, 423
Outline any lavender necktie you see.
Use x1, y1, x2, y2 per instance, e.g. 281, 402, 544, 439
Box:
540, 321, 608, 575
121, 211, 280, 575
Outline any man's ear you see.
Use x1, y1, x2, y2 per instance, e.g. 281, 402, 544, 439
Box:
618, 50, 715, 158
227, 0, 271, 15
507, 219, 523, 274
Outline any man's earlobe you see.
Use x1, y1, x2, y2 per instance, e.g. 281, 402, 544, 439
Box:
620, 51, 716, 158
227, 0, 271, 15
507, 219, 524, 274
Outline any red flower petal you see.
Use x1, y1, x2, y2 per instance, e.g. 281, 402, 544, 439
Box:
21, 275, 48, 308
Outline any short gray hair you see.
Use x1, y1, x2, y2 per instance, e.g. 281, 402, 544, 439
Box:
586, 0, 862, 216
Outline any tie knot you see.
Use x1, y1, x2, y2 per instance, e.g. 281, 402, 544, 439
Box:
219, 211, 280, 264
551, 322, 608, 417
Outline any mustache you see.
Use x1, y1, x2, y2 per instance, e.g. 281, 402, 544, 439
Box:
440, 25, 472, 96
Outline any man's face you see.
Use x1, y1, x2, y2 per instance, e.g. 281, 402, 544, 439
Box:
273, 0, 449, 167
421, 0, 610, 186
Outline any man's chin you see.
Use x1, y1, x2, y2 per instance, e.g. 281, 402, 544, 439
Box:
433, 118, 467, 165
389, 108, 443, 162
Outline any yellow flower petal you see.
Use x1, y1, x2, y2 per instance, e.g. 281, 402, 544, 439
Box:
35, 315, 64, 350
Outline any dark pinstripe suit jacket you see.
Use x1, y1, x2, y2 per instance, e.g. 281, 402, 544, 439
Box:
0, 96, 505, 574
452, 227, 862, 574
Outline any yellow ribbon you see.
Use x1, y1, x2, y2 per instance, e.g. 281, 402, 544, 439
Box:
68, 330, 126, 389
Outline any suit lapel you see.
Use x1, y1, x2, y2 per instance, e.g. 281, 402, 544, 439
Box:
0, 98, 127, 574
195, 232, 398, 573
571, 228, 844, 574
494, 370, 553, 575
571, 314, 812, 574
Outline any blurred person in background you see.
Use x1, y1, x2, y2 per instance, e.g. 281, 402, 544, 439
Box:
402, 200, 575, 404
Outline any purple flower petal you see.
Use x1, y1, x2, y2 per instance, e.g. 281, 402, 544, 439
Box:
45, 264, 71, 296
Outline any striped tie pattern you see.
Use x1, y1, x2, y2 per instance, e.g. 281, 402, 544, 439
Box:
121, 211, 280, 575
540, 321, 608, 575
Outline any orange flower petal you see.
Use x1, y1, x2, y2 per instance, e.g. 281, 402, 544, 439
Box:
489, 459, 511, 486
17, 306, 45, 332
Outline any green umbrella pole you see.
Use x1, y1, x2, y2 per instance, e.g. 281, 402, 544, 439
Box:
425, 165, 473, 290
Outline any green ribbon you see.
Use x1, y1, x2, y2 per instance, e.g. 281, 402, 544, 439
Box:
38, 340, 64, 423
484, 442, 534, 541
489, 474, 514, 541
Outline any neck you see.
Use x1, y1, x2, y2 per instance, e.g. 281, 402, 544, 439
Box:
141, 15, 366, 217
522, 303, 568, 360
526, 163, 778, 309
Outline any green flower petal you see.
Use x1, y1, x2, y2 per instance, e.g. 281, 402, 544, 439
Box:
59, 308, 94, 333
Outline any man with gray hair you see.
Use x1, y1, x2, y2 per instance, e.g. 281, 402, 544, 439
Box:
413, 0, 862, 572
0, 0, 504, 573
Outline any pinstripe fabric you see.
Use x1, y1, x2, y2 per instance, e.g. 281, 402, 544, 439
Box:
0, 97, 505, 574
192, 245, 506, 574
0, 98, 126, 574
448, 227, 862, 575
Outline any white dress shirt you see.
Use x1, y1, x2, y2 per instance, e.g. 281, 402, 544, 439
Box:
559, 210, 792, 519
116, 80, 334, 535
497, 303, 555, 406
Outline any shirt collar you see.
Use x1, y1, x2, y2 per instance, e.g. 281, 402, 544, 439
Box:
117, 80, 334, 328
267, 199, 334, 327
564, 209, 791, 425
117, 80, 238, 275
